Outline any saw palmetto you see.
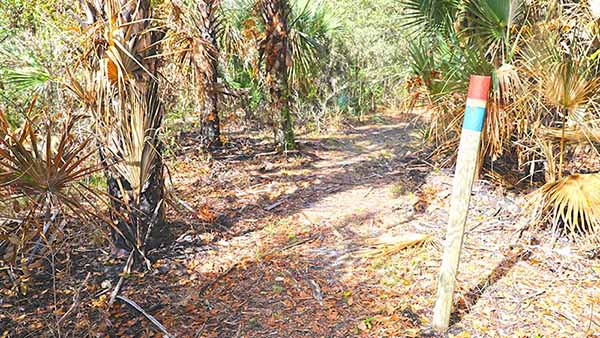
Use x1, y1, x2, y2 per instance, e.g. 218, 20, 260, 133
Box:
538, 61, 599, 179
534, 173, 600, 243
0, 105, 103, 265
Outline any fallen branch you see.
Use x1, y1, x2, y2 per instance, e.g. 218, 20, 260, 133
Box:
116, 295, 174, 338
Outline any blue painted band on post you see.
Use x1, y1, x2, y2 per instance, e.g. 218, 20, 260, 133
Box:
462, 105, 486, 132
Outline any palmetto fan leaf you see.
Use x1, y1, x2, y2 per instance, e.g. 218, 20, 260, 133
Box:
535, 173, 600, 243
0, 111, 99, 197
541, 62, 599, 113
537, 60, 599, 178
401, 0, 460, 34
287, 0, 335, 86
218, 0, 259, 60
0, 106, 104, 265
461, 0, 524, 64
1, 67, 51, 93
430, 31, 493, 98
0, 35, 54, 94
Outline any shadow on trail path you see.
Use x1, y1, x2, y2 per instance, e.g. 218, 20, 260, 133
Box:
136, 115, 443, 337
201, 115, 431, 237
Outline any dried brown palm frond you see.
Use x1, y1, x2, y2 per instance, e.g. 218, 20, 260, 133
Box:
495, 63, 523, 105
0, 105, 103, 265
540, 126, 600, 144
541, 62, 599, 178
531, 173, 600, 244
540, 62, 599, 114
523, 32, 600, 177
482, 63, 527, 162
360, 233, 435, 258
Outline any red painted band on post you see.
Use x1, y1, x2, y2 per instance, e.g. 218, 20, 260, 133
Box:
467, 75, 491, 101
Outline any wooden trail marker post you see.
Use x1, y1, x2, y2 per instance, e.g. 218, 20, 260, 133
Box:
432, 75, 491, 331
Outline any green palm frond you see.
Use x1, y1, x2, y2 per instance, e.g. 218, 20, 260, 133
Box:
406, 37, 436, 85
1, 66, 51, 92
461, 0, 525, 63
287, 0, 338, 86
218, 0, 257, 60
432, 32, 493, 98
401, 0, 460, 34
0, 41, 52, 93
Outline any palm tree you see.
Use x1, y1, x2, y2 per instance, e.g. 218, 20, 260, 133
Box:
74, 0, 166, 257
197, 0, 222, 147
258, 0, 295, 150
168, 0, 223, 148
255, 0, 335, 150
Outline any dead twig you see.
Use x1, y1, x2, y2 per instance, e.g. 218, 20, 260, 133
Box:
278, 234, 320, 252
256, 150, 279, 158
116, 295, 174, 338
57, 272, 91, 326
108, 251, 134, 306
265, 196, 289, 211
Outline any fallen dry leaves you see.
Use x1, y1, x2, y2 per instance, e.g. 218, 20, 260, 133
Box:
1, 116, 599, 337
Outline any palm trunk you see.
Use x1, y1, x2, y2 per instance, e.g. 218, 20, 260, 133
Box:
106, 160, 165, 250
79, 0, 167, 253
260, 0, 296, 151
103, 85, 166, 252
279, 77, 295, 150
198, 0, 222, 148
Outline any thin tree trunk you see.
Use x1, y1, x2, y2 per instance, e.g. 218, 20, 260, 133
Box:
198, 0, 222, 148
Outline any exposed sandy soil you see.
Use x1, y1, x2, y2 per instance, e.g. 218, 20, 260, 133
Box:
2, 115, 599, 337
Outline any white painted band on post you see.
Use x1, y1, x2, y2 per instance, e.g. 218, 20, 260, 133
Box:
465, 98, 487, 108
